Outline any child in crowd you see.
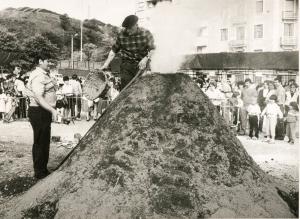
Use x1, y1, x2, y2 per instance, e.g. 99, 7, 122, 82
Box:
285, 102, 299, 144
246, 97, 261, 140
0, 89, 7, 120
261, 95, 283, 144
55, 84, 65, 123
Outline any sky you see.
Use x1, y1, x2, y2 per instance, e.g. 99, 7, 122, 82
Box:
0, 0, 136, 26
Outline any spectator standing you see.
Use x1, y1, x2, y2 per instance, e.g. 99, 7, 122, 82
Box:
265, 81, 277, 103
274, 77, 286, 140
205, 81, 225, 112
240, 79, 258, 135
14, 74, 27, 118
0, 89, 6, 120
62, 76, 75, 122
70, 74, 82, 120
285, 83, 299, 113
284, 102, 299, 144
55, 84, 65, 123
257, 81, 269, 111
261, 95, 283, 144
274, 77, 286, 113
246, 97, 261, 140
4, 92, 13, 121
26, 59, 57, 179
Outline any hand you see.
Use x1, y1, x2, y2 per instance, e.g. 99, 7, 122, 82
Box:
138, 57, 148, 70
51, 110, 58, 122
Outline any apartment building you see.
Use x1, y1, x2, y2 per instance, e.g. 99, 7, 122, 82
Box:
195, 0, 298, 53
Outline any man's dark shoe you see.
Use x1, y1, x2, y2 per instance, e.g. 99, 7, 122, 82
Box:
34, 170, 51, 180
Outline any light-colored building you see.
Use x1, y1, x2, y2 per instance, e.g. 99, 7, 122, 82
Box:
194, 0, 298, 53
136, 0, 298, 53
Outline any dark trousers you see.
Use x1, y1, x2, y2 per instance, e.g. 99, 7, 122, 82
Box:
120, 59, 139, 90
66, 96, 75, 117
28, 107, 52, 176
16, 96, 27, 118
249, 115, 259, 138
76, 95, 81, 118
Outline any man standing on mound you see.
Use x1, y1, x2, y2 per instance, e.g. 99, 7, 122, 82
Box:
101, 15, 155, 90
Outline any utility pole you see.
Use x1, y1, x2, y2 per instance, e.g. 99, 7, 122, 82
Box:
80, 20, 83, 62
71, 33, 78, 69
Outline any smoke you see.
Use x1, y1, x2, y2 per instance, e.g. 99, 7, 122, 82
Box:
148, 0, 201, 73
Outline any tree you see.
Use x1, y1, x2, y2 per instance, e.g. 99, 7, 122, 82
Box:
0, 30, 20, 52
42, 32, 64, 51
59, 14, 71, 31
22, 35, 59, 69
0, 74, 295, 218
83, 43, 97, 70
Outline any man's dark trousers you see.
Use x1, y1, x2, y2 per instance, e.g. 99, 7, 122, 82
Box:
120, 59, 139, 90
28, 106, 52, 177
249, 115, 259, 138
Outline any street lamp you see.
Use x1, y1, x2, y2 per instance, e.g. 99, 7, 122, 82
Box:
71, 33, 79, 69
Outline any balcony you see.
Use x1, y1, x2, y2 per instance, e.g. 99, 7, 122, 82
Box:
229, 39, 246, 48
280, 37, 297, 46
282, 11, 298, 20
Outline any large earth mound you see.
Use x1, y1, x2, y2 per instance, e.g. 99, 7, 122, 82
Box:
0, 73, 295, 218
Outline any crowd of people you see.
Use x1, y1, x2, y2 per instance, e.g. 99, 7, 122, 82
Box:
197, 75, 299, 144
0, 66, 120, 124
1, 67, 299, 145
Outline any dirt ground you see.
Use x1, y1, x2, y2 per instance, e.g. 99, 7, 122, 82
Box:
0, 120, 298, 206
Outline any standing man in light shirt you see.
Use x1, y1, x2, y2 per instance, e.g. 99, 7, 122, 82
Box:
26, 59, 57, 179
274, 77, 286, 113
240, 79, 258, 135
70, 74, 82, 120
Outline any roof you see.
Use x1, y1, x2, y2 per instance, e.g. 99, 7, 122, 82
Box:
181, 51, 299, 71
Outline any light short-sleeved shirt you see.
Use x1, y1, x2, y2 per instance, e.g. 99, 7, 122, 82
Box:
26, 67, 57, 107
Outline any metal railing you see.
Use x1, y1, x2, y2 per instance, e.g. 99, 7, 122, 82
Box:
229, 39, 246, 48
282, 11, 298, 20
280, 36, 297, 46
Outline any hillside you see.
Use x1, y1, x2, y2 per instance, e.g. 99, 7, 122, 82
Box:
0, 7, 119, 61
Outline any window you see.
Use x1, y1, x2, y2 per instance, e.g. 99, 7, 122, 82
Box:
197, 27, 207, 37
254, 24, 263, 38
197, 46, 207, 53
221, 28, 228, 41
256, 0, 263, 13
236, 26, 245, 40
284, 23, 294, 36
254, 49, 263, 52
285, 0, 295, 12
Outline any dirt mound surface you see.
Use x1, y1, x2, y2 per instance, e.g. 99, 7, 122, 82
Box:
0, 73, 295, 218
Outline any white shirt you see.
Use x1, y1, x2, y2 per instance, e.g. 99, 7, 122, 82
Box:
247, 104, 261, 116
62, 83, 74, 96
14, 79, 25, 93
261, 103, 283, 118
69, 79, 82, 95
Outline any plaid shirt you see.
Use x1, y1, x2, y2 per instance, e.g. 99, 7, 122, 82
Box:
112, 27, 155, 62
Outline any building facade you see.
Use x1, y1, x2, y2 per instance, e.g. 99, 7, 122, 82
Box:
136, 0, 298, 53
194, 0, 298, 53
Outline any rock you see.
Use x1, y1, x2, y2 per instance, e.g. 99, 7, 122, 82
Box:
0, 74, 295, 218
